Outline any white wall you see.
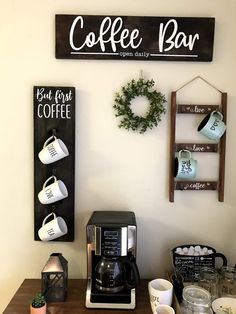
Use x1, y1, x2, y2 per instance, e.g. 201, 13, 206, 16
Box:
1, 0, 236, 311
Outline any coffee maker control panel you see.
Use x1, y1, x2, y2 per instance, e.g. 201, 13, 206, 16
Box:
95, 226, 127, 256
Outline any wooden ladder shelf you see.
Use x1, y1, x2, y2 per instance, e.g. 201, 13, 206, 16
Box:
169, 77, 227, 202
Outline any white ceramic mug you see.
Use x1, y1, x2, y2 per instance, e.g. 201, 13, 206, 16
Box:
198, 110, 226, 141
38, 212, 68, 241
148, 279, 173, 314
174, 150, 197, 179
156, 305, 175, 314
38, 135, 69, 164
38, 175, 68, 205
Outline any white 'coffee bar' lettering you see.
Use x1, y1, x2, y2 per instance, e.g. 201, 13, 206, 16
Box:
69, 16, 143, 52
159, 19, 200, 53
69, 16, 200, 56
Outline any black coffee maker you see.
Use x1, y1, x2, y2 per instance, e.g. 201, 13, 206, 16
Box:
85, 211, 140, 309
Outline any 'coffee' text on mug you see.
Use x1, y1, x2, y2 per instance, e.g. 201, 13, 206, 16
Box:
38, 136, 69, 164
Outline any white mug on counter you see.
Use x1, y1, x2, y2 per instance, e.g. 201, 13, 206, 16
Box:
38, 175, 68, 205
38, 135, 69, 164
156, 304, 175, 314
148, 279, 173, 314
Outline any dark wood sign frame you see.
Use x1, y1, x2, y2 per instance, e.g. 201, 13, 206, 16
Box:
55, 15, 215, 62
34, 86, 75, 241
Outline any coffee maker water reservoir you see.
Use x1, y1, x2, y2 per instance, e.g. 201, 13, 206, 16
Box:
85, 211, 140, 309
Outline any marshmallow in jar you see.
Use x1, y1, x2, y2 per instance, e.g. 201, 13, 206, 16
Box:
175, 245, 214, 256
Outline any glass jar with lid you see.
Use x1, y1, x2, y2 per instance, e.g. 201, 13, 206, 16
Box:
181, 285, 211, 314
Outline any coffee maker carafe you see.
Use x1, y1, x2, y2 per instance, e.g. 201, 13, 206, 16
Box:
85, 211, 140, 309
95, 255, 139, 293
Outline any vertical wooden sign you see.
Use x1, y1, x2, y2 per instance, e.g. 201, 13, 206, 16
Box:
34, 86, 75, 241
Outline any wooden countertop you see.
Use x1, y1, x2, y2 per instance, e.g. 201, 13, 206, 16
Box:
3, 279, 152, 314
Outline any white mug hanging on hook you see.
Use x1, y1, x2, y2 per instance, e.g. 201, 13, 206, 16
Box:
38, 175, 68, 205
174, 150, 197, 180
197, 110, 226, 141
38, 212, 68, 241
38, 135, 69, 164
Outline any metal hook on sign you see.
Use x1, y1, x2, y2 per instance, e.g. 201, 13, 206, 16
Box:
52, 168, 57, 176
52, 128, 57, 136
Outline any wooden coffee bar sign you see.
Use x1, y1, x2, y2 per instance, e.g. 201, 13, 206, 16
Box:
55, 15, 215, 62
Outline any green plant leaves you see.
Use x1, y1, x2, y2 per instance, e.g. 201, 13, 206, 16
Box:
113, 78, 166, 133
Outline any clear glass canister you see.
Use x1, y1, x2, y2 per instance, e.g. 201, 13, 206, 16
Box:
197, 266, 219, 300
181, 285, 211, 314
219, 266, 236, 297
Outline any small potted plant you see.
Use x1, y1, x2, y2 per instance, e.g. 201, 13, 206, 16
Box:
30, 292, 46, 314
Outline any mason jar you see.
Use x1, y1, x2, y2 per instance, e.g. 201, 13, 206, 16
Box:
181, 285, 211, 314
219, 266, 236, 297
197, 266, 219, 300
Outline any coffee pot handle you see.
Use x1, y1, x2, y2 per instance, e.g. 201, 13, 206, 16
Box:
215, 252, 227, 266
124, 258, 140, 289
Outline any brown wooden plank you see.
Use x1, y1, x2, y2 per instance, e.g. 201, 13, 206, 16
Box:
218, 92, 227, 202
175, 143, 218, 152
175, 181, 217, 190
177, 104, 219, 114
169, 91, 177, 202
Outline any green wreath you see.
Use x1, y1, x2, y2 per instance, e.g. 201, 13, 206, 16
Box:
113, 78, 166, 134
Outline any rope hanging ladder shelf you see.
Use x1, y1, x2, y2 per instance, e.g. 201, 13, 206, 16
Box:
169, 76, 227, 202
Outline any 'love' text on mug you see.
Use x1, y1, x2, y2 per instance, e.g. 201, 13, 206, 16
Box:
44, 187, 54, 200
